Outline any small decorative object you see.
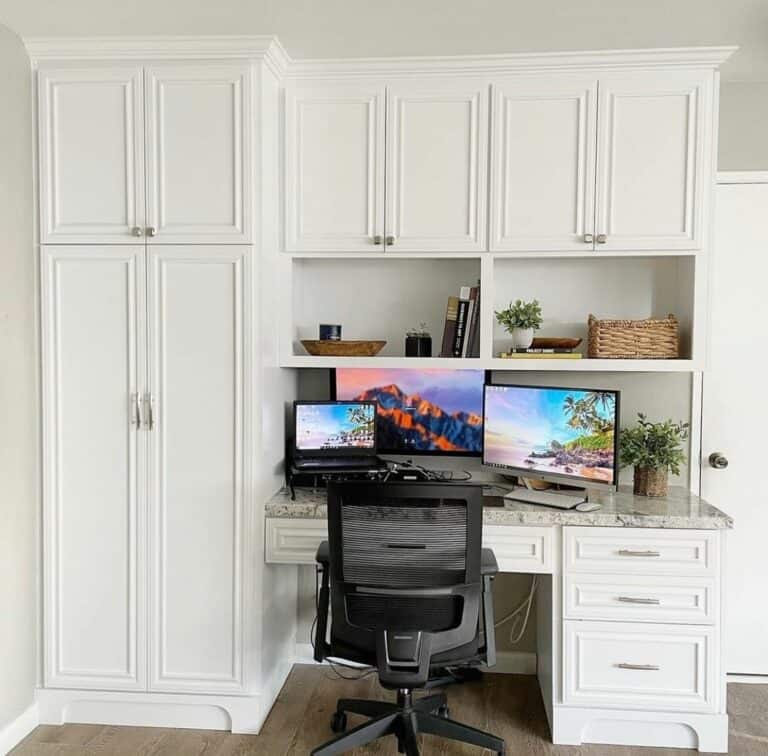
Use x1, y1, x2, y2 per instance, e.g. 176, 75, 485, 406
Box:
319, 323, 342, 341
588, 314, 679, 359
405, 323, 432, 357
495, 299, 543, 350
301, 339, 386, 357
619, 413, 689, 497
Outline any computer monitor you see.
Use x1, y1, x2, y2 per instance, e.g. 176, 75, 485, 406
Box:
332, 368, 486, 456
482, 383, 620, 490
293, 401, 377, 457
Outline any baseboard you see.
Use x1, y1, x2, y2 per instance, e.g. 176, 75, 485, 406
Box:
0, 702, 39, 756
728, 673, 768, 684
295, 643, 537, 676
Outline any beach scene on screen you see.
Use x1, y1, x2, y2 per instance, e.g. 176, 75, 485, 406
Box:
484, 386, 616, 483
296, 403, 375, 450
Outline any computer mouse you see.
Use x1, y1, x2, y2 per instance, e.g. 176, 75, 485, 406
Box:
575, 501, 601, 512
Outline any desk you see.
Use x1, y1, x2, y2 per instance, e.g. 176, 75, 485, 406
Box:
265, 485, 732, 752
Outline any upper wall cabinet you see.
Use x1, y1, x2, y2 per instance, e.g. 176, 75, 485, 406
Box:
38, 62, 251, 245
284, 83, 386, 252
491, 75, 598, 251
283, 78, 489, 253
594, 70, 712, 252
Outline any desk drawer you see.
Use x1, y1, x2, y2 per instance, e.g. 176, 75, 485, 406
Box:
265, 518, 326, 564
482, 525, 554, 574
564, 573, 717, 624
564, 527, 719, 576
563, 620, 717, 712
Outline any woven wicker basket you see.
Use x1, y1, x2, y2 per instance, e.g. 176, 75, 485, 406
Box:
588, 314, 679, 359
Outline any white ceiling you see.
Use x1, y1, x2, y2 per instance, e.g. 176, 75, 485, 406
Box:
1, 0, 767, 80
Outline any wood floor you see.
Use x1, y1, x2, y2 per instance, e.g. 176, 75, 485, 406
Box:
12, 666, 768, 755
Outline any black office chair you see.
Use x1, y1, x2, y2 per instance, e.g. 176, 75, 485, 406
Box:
311, 480, 505, 756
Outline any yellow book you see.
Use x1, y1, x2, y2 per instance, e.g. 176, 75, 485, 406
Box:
498, 352, 583, 359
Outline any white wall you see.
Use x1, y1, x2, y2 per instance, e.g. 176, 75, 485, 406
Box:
719, 81, 768, 169
0, 22, 37, 737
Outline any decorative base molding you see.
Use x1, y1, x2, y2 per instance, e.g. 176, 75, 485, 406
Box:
0, 702, 39, 755
552, 706, 728, 753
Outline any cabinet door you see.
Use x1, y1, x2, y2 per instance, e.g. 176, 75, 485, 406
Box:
490, 75, 598, 251
386, 80, 488, 251
38, 66, 145, 244
284, 82, 385, 252
594, 70, 713, 251
148, 246, 250, 693
145, 64, 251, 244
41, 246, 146, 690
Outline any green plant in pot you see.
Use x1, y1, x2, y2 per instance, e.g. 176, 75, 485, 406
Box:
619, 413, 689, 497
495, 299, 543, 350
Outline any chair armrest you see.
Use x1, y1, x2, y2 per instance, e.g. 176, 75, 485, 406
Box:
481, 548, 499, 577
316, 540, 330, 565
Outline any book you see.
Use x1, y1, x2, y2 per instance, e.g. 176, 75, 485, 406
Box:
439, 296, 459, 357
453, 298, 470, 357
511, 347, 575, 354
465, 285, 480, 358
497, 352, 583, 359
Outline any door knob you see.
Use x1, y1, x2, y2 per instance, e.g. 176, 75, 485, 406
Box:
583, 233, 594, 244
372, 235, 383, 245
146, 226, 157, 237
596, 233, 607, 244
385, 235, 396, 246
132, 226, 143, 237
709, 452, 729, 470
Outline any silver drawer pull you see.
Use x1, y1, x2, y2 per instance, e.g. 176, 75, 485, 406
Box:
617, 663, 660, 671
617, 596, 661, 605
618, 549, 661, 557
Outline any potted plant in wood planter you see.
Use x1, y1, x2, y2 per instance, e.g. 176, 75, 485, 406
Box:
619, 413, 689, 497
495, 299, 543, 350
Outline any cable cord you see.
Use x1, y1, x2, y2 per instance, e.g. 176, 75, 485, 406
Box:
380, 458, 473, 483
494, 575, 537, 645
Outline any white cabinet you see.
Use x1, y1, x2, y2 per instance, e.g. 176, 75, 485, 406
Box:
284, 78, 488, 252
148, 246, 249, 692
594, 70, 712, 251
41, 245, 252, 695
38, 66, 146, 244
386, 80, 488, 251
38, 62, 251, 244
284, 82, 385, 252
41, 246, 146, 689
490, 75, 597, 251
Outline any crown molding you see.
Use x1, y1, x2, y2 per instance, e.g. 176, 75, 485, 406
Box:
23, 35, 735, 79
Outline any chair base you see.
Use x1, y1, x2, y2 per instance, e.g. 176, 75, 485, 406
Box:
311, 688, 505, 756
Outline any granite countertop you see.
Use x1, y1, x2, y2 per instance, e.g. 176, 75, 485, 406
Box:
265, 485, 733, 530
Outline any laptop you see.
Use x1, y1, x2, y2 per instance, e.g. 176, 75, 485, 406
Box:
292, 400, 385, 471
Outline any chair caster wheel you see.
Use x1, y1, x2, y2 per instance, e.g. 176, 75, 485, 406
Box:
438, 704, 450, 719
330, 711, 347, 733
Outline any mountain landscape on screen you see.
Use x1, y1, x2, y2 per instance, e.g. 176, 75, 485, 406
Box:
335, 368, 485, 453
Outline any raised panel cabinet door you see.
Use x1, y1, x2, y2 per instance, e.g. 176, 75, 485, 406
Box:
148, 246, 250, 693
284, 82, 385, 251
490, 75, 598, 251
594, 70, 713, 251
145, 64, 251, 244
386, 80, 488, 251
38, 65, 145, 243
41, 246, 146, 689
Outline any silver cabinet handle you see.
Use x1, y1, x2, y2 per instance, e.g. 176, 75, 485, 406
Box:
616, 663, 660, 671
132, 226, 144, 237
147, 392, 155, 430
372, 235, 383, 245
146, 226, 157, 237
583, 233, 594, 244
617, 596, 661, 605
596, 233, 607, 244
130, 392, 141, 427
385, 235, 396, 246
618, 549, 661, 558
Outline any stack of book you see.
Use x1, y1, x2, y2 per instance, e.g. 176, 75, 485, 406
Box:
498, 338, 583, 359
439, 284, 481, 358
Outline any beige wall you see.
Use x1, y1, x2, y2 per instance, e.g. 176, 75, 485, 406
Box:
0, 23, 36, 733
719, 81, 768, 170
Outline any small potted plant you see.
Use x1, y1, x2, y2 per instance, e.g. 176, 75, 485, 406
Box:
495, 299, 543, 350
405, 322, 432, 357
619, 413, 689, 497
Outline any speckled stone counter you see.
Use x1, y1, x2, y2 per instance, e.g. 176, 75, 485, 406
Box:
265, 484, 733, 530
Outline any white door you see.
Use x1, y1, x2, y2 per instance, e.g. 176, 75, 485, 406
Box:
41, 246, 146, 689
38, 65, 145, 244
702, 177, 768, 674
594, 70, 713, 251
284, 82, 386, 252
147, 245, 250, 693
145, 64, 251, 244
386, 80, 488, 252
490, 75, 598, 251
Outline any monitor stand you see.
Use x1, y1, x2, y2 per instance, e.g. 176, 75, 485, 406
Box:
503, 486, 587, 510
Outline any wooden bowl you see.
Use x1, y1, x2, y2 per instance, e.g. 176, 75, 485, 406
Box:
300, 339, 387, 357
531, 337, 582, 349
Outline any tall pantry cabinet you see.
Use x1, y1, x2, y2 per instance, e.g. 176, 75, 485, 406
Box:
35, 42, 290, 731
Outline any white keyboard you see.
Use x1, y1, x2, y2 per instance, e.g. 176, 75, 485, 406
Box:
503, 487, 586, 509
